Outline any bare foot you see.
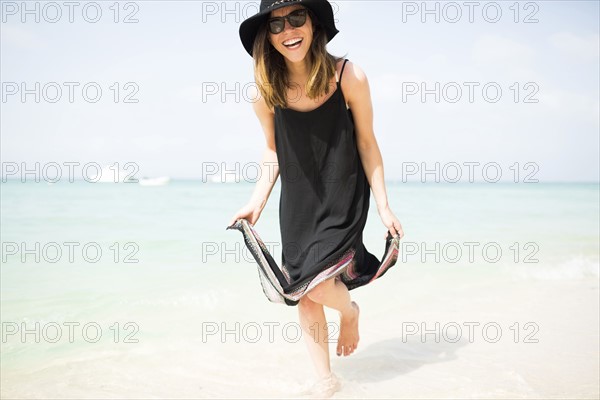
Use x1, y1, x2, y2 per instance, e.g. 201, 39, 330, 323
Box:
298, 372, 341, 399
336, 301, 359, 356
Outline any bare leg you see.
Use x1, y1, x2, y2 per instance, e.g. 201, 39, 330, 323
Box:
297, 296, 331, 379
297, 296, 342, 398
306, 277, 360, 357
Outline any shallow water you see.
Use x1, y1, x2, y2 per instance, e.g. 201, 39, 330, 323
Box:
1, 181, 598, 398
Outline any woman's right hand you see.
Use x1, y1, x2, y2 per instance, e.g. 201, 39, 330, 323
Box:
228, 202, 264, 228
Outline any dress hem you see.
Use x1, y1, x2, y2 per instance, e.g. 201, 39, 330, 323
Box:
226, 219, 400, 306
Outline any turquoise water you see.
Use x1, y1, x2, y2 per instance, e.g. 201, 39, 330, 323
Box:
1, 181, 599, 376
2, 180, 598, 280
2, 181, 598, 268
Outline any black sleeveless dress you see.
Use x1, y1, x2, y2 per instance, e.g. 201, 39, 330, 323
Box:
274, 58, 382, 294
227, 58, 399, 306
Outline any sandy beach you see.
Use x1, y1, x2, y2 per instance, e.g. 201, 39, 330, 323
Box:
2, 255, 598, 399
1, 182, 599, 399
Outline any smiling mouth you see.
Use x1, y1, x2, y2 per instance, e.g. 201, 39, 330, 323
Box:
283, 38, 303, 49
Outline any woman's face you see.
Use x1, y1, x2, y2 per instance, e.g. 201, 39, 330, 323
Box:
268, 5, 313, 63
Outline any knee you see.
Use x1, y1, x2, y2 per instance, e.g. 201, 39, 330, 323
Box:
298, 296, 322, 316
306, 279, 335, 304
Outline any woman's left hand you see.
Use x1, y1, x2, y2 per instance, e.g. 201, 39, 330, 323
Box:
378, 204, 404, 240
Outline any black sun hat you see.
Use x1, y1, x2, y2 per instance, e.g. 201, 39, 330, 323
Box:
239, 0, 339, 57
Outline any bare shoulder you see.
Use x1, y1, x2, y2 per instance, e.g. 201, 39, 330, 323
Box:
251, 88, 276, 148
252, 88, 275, 117
337, 59, 370, 106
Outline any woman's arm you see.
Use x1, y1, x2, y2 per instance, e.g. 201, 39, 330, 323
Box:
228, 94, 279, 227
342, 60, 404, 239
250, 93, 280, 207
247, 147, 279, 212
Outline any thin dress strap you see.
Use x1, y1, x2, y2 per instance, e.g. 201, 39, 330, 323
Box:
337, 59, 349, 89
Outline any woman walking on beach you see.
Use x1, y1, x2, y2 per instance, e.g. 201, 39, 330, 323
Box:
229, 0, 404, 396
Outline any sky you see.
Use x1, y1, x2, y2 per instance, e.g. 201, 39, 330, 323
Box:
1, 0, 599, 182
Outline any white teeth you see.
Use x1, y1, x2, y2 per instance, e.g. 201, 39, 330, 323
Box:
283, 38, 302, 46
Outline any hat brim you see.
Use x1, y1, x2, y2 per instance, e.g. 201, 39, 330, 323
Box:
239, 0, 339, 57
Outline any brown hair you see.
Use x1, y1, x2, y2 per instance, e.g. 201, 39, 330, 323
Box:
252, 8, 344, 110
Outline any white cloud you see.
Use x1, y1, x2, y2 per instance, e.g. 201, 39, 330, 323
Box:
538, 87, 599, 128
425, 53, 449, 67
471, 34, 536, 77
549, 32, 600, 63
370, 73, 427, 102
0, 25, 46, 49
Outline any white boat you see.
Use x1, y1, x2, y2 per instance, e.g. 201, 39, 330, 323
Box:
210, 170, 239, 183
93, 166, 131, 183
139, 176, 170, 186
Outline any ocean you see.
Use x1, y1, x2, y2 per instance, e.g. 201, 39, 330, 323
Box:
1, 180, 598, 398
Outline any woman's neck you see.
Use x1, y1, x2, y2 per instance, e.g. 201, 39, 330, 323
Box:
285, 56, 311, 85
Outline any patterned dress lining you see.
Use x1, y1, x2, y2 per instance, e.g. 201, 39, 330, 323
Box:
227, 219, 400, 305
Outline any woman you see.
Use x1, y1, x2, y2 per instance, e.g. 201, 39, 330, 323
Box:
228, 0, 404, 396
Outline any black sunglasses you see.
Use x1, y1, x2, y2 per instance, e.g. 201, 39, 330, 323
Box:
267, 9, 308, 34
